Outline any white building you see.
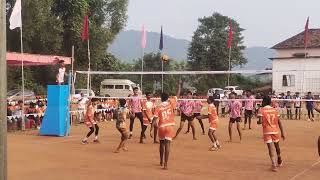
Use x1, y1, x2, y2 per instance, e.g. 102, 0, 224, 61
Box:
271, 29, 320, 95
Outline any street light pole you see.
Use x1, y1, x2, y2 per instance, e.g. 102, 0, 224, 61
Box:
0, 0, 7, 179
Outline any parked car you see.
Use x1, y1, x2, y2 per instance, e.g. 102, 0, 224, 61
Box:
7, 89, 36, 103
75, 89, 95, 97
224, 86, 243, 96
100, 79, 141, 97
207, 88, 224, 98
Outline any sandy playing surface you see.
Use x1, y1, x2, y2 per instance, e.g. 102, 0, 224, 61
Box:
8, 117, 320, 180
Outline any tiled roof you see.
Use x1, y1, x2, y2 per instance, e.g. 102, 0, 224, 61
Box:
272, 29, 320, 49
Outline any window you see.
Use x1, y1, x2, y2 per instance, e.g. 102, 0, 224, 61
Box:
125, 85, 130, 90
103, 85, 114, 89
282, 75, 295, 87
115, 85, 124, 89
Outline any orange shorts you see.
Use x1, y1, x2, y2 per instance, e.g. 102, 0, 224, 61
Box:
158, 126, 175, 141
263, 134, 280, 144
209, 122, 217, 131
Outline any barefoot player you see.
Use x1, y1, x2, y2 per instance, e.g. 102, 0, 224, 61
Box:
258, 96, 285, 172
152, 81, 181, 170
114, 99, 129, 153
197, 96, 221, 151
228, 92, 242, 142
82, 98, 100, 144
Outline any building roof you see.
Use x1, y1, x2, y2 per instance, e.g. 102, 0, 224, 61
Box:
272, 29, 320, 49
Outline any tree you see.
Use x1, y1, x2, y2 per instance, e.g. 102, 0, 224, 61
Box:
188, 13, 246, 93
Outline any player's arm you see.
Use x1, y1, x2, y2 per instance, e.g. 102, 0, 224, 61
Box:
196, 115, 208, 120
278, 118, 285, 140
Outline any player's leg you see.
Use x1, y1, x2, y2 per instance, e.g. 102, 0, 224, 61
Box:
163, 139, 171, 170
173, 116, 186, 139
311, 109, 315, 121
248, 111, 252, 129
121, 130, 129, 151
184, 121, 191, 134
115, 129, 123, 153
236, 120, 242, 142
137, 112, 146, 138
189, 119, 197, 140
93, 124, 100, 143
228, 121, 233, 142
153, 122, 159, 143
308, 109, 311, 120
244, 110, 248, 130
274, 142, 282, 167
140, 125, 148, 143
198, 119, 205, 135
159, 140, 165, 166
129, 114, 135, 139
82, 126, 94, 144
266, 142, 277, 171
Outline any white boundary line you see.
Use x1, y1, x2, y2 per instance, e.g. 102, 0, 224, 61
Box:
289, 158, 320, 180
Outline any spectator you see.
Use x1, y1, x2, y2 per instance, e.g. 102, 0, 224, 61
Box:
56, 59, 67, 85
78, 93, 89, 123
221, 91, 228, 117
212, 89, 220, 116
294, 92, 301, 120
306, 92, 314, 122
285, 91, 293, 120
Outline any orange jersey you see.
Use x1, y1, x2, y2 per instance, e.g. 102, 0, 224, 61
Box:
258, 106, 280, 135
85, 104, 95, 127
142, 100, 155, 120
154, 97, 177, 128
208, 104, 218, 123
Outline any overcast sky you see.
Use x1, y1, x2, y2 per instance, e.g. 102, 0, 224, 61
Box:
126, 0, 320, 47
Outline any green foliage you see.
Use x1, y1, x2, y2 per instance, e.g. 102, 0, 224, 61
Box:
6, 0, 129, 93
188, 13, 247, 93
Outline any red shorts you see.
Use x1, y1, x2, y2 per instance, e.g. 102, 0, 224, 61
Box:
209, 121, 217, 131
263, 134, 280, 144
158, 126, 175, 141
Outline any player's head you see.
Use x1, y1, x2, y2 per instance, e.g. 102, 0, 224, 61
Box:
58, 59, 65, 67
229, 92, 236, 99
186, 90, 193, 98
262, 96, 271, 107
207, 96, 214, 104
145, 92, 152, 100
133, 87, 139, 95
246, 90, 252, 96
119, 98, 126, 107
287, 91, 291, 95
161, 93, 169, 102
308, 91, 312, 95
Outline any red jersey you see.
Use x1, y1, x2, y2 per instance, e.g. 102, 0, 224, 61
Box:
258, 106, 280, 135
208, 104, 218, 123
154, 97, 177, 128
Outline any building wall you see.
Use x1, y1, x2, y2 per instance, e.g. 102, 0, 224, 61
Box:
272, 57, 320, 95
276, 48, 320, 57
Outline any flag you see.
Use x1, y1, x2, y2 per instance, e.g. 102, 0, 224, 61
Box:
159, 26, 163, 51
304, 17, 309, 48
9, 0, 22, 30
81, 15, 89, 41
227, 20, 233, 49
141, 25, 147, 49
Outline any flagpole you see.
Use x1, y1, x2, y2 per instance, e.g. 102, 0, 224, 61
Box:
87, 38, 91, 96
71, 45, 75, 95
227, 46, 232, 86
20, 12, 25, 131
302, 46, 307, 94
161, 54, 164, 93
140, 48, 144, 93
0, 0, 8, 178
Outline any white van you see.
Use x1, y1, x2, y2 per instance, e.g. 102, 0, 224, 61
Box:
100, 79, 140, 97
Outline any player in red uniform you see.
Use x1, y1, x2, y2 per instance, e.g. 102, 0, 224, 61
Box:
196, 96, 221, 151
258, 96, 285, 172
81, 98, 100, 144
152, 81, 181, 170
142, 92, 156, 143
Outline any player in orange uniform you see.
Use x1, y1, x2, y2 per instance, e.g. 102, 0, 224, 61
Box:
196, 96, 221, 151
82, 98, 100, 144
258, 96, 285, 172
152, 81, 181, 170
141, 92, 156, 143
114, 99, 129, 153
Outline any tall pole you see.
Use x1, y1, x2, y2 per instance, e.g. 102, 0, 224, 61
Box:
0, 0, 7, 179
301, 47, 307, 94
161, 58, 164, 93
227, 46, 232, 86
20, 15, 25, 131
71, 46, 75, 95
140, 49, 144, 93
87, 39, 91, 96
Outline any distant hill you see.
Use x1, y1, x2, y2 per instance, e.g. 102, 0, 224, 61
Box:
108, 30, 189, 61
108, 30, 276, 70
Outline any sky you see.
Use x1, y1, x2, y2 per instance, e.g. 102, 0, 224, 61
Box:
126, 0, 320, 47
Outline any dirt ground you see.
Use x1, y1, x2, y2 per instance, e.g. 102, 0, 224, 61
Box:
8, 117, 320, 180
